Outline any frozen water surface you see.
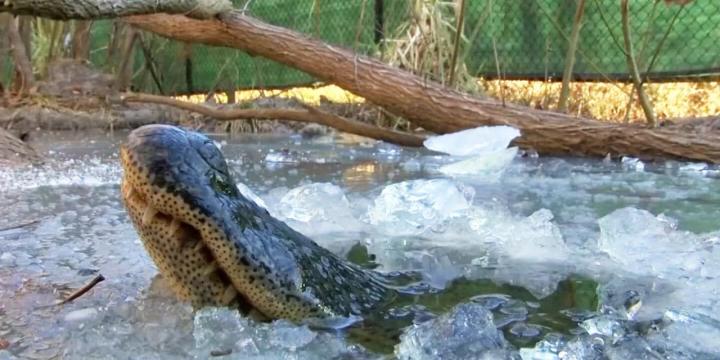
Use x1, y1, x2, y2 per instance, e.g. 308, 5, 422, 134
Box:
1, 130, 720, 359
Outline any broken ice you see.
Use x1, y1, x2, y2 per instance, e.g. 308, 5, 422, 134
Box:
597, 207, 714, 278
275, 182, 364, 234
424, 126, 520, 180
4, 131, 720, 359
423, 126, 520, 156
438, 147, 519, 181
366, 179, 473, 236
396, 303, 515, 360
192, 307, 368, 359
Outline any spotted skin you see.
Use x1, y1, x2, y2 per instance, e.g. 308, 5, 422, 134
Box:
121, 125, 395, 321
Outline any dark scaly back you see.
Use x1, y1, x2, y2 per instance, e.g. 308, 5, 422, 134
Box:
121, 125, 395, 321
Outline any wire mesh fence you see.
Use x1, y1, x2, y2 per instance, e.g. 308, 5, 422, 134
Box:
2, 0, 718, 95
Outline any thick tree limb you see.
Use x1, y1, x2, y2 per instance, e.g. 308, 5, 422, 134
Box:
0, 0, 232, 20
123, 13, 720, 163
120, 93, 425, 147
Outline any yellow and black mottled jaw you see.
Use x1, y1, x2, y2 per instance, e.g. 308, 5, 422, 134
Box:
120, 124, 258, 315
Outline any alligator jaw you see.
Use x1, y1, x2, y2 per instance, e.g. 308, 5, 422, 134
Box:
121, 169, 263, 318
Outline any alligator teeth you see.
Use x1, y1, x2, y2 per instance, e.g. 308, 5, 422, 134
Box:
142, 205, 158, 225
201, 261, 218, 276
124, 185, 134, 199
193, 240, 206, 253
168, 218, 182, 235
221, 285, 238, 305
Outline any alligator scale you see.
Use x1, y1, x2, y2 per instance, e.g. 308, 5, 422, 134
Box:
121, 124, 396, 322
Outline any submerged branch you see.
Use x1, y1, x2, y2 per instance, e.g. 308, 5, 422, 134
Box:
0, 219, 41, 232
58, 274, 105, 305
120, 93, 426, 147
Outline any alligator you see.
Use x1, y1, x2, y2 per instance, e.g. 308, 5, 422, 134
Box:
120, 124, 398, 322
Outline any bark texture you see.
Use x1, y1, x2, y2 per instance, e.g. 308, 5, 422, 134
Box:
0, 0, 232, 20
121, 93, 425, 147
0, 127, 42, 166
72, 21, 93, 60
5, 15, 34, 94
124, 13, 720, 163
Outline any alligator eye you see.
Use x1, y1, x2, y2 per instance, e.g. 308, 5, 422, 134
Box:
210, 173, 239, 197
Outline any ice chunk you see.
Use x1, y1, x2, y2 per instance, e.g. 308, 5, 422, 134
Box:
268, 321, 317, 351
192, 308, 369, 359
278, 183, 347, 222
604, 337, 661, 360
401, 158, 422, 172
507, 209, 569, 262
424, 126, 520, 156
519, 333, 565, 360
519, 334, 603, 360
0, 252, 16, 266
560, 336, 604, 360
597, 208, 709, 277
276, 183, 363, 234
264, 149, 299, 163
193, 307, 248, 351
418, 254, 462, 289
62, 293, 195, 359
438, 147, 518, 181
652, 309, 720, 357
580, 315, 626, 344
678, 162, 709, 176
366, 179, 473, 236
469, 208, 569, 264
395, 303, 510, 360
620, 157, 644, 172
64, 308, 100, 323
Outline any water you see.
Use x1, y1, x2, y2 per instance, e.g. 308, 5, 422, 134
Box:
1, 130, 719, 359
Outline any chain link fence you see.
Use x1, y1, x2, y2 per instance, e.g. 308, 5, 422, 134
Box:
2, 0, 718, 94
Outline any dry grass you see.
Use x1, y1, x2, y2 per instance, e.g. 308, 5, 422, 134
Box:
176, 80, 719, 126
381, 0, 481, 94
176, 84, 363, 106
481, 80, 720, 123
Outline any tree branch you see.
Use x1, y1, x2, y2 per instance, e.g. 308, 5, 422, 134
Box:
557, 0, 586, 112
621, 0, 657, 127
120, 93, 426, 147
0, 0, 232, 20
5, 14, 34, 94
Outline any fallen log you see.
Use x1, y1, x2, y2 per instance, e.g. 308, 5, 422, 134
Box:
0, 127, 42, 166
122, 13, 720, 163
120, 93, 425, 147
1, 4, 718, 162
